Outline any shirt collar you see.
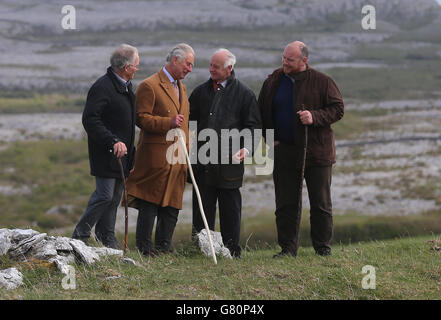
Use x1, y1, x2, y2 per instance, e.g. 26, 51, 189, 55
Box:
112, 69, 129, 86
163, 67, 176, 84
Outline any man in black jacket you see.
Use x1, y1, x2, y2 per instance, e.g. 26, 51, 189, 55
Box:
189, 48, 261, 258
72, 44, 138, 249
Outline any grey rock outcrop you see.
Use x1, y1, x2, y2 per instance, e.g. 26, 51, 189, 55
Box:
0, 228, 124, 287
0, 229, 12, 255
197, 229, 232, 259
0, 268, 23, 290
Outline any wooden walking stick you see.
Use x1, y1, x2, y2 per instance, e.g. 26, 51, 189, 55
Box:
295, 104, 308, 251
117, 158, 129, 253
176, 129, 217, 265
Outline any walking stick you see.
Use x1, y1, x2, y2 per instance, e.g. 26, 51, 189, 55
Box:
117, 158, 129, 253
297, 105, 308, 241
176, 129, 217, 265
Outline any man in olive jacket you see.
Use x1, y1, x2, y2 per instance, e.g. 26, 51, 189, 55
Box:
72, 44, 138, 249
258, 41, 344, 257
189, 48, 262, 258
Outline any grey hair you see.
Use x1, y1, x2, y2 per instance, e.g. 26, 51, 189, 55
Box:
110, 44, 138, 71
214, 48, 236, 69
166, 43, 195, 62
299, 44, 309, 59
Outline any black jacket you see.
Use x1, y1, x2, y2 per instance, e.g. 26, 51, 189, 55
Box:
189, 72, 262, 188
82, 67, 136, 179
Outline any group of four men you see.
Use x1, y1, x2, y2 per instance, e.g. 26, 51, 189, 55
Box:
72, 41, 344, 259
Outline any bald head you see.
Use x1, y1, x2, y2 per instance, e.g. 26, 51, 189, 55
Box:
286, 41, 308, 59
282, 41, 308, 75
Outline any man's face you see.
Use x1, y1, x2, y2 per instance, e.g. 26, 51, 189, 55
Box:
210, 53, 231, 82
125, 53, 139, 80
173, 53, 194, 80
282, 46, 306, 75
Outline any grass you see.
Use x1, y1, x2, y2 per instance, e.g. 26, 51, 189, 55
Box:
0, 235, 440, 300
0, 139, 92, 229
0, 93, 85, 114
326, 61, 441, 102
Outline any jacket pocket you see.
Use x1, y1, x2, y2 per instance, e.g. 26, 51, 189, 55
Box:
220, 163, 244, 181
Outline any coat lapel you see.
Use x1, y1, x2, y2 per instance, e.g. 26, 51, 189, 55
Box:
159, 69, 180, 113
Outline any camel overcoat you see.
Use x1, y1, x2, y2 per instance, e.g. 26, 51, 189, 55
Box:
126, 69, 189, 210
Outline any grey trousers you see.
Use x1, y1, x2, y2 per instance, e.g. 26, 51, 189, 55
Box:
72, 177, 123, 248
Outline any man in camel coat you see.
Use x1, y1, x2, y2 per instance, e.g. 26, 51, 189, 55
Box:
125, 43, 194, 256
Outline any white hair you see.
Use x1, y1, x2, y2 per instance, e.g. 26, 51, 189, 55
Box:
110, 44, 138, 71
214, 48, 236, 69
166, 43, 195, 62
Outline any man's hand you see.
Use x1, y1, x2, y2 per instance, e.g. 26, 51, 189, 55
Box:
297, 110, 313, 125
113, 141, 127, 159
232, 148, 249, 163
170, 114, 185, 128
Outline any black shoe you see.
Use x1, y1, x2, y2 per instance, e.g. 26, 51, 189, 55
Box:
273, 250, 296, 258
316, 248, 331, 256
102, 240, 121, 250
97, 235, 121, 250
231, 251, 242, 259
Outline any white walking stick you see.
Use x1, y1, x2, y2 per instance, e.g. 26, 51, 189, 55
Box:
176, 129, 217, 265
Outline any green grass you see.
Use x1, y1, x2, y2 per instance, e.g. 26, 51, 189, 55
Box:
0, 139, 92, 229
1, 235, 440, 299
326, 61, 441, 101
0, 93, 85, 113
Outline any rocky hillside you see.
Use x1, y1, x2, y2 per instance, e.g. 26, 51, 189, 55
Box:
0, 0, 439, 36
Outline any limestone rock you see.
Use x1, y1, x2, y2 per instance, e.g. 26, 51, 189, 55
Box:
0, 228, 127, 278
69, 238, 100, 265
197, 229, 232, 259
0, 229, 12, 255
9, 233, 47, 260
28, 239, 58, 260
53, 236, 73, 252
122, 257, 137, 266
0, 268, 23, 290
93, 247, 123, 258
10, 229, 40, 243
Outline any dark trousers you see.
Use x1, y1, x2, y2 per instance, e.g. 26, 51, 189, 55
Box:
273, 143, 333, 255
192, 183, 242, 257
72, 177, 123, 248
135, 200, 179, 254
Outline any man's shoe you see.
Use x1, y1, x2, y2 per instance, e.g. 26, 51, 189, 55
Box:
316, 248, 332, 256
103, 240, 121, 250
273, 250, 296, 258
